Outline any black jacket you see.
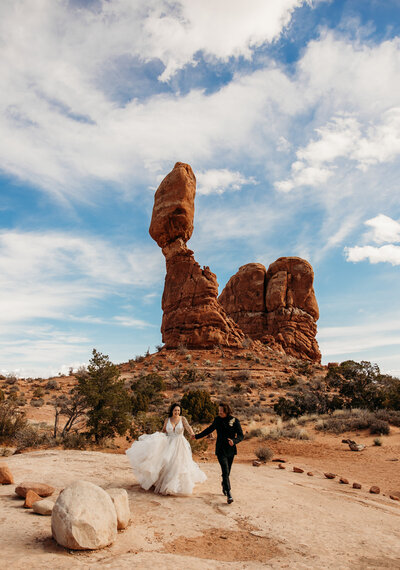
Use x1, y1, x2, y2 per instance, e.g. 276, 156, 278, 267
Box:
195, 415, 243, 457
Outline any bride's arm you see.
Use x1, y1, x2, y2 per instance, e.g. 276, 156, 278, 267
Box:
162, 418, 168, 433
182, 416, 194, 436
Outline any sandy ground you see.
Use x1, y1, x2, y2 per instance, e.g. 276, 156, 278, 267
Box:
1, 450, 400, 569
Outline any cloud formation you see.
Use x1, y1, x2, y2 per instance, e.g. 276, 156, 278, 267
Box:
345, 214, 400, 266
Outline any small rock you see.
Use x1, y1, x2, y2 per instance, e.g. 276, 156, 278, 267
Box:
33, 498, 54, 515
369, 486, 380, 494
293, 467, 304, 473
0, 464, 14, 485
278, 463, 286, 469
349, 442, 365, 451
24, 490, 41, 508
307, 472, 314, 476
352, 482, 362, 489
52, 480, 117, 550
339, 477, 349, 485
324, 473, 336, 479
15, 482, 55, 498
106, 488, 130, 530
252, 460, 261, 467
389, 495, 399, 501
272, 458, 287, 463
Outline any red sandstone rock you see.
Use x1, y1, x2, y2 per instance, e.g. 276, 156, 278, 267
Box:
149, 162, 196, 250
15, 482, 55, 498
150, 163, 244, 349
324, 473, 336, 479
339, 477, 349, 484
369, 486, 380, 494
278, 464, 286, 469
219, 257, 321, 361
24, 489, 41, 508
352, 482, 362, 489
307, 472, 314, 476
293, 467, 304, 473
389, 495, 399, 501
0, 464, 14, 484
272, 458, 287, 463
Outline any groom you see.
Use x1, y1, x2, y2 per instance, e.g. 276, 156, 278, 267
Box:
194, 401, 243, 504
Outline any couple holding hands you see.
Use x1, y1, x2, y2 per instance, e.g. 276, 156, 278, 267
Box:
126, 401, 243, 504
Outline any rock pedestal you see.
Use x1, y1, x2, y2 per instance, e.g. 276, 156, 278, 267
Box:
150, 163, 244, 348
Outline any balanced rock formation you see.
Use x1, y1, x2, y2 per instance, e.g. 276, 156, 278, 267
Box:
52, 480, 117, 550
219, 257, 321, 361
150, 162, 244, 348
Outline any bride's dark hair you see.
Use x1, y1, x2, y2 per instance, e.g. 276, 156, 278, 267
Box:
168, 402, 181, 417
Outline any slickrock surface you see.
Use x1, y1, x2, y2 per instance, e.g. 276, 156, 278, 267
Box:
150, 163, 244, 348
1, 450, 400, 569
219, 257, 321, 361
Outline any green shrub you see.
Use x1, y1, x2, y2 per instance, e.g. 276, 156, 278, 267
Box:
131, 373, 165, 415
369, 419, 390, 435
46, 379, 59, 390
33, 387, 45, 398
373, 437, 382, 446
181, 390, 217, 423
76, 349, 131, 443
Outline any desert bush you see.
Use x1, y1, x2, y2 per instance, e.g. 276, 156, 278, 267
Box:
130, 412, 164, 438
181, 390, 217, 423
0, 400, 27, 440
203, 359, 211, 366
5, 375, 18, 385
177, 343, 188, 355
31, 398, 45, 407
76, 349, 131, 443
33, 387, 45, 398
369, 419, 390, 435
0, 389, 5, 402
155, 344, 163, 352
62, 432, 88, 449
46, 379, 59, 390
214, 370, 227, 382
131, 373, 165, 415
374, 409, 400, 427
373, 437, 382, 446
255, 445, 273, 462
13, 423, 52, 449
314, 410, 391, 435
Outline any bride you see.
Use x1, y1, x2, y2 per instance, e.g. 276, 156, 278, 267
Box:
125, 402, 206, 495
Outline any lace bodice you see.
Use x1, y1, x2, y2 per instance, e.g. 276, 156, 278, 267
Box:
165, 416, 194, 437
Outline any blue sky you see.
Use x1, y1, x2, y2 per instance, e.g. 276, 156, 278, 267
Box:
1, 0, 400, 377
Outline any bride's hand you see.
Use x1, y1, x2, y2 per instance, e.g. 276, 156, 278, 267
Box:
228, 438, 234, 446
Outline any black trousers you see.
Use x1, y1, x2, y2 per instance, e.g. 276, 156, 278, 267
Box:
217, 454, 234, 493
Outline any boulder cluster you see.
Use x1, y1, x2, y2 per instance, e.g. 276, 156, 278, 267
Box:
1, 463, 130, 550
150, 163, 320, 361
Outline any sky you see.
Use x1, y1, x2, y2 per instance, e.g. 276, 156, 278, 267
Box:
1, 0, 400, 378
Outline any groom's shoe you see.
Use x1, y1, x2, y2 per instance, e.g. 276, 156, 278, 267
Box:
227, 493, 234, 504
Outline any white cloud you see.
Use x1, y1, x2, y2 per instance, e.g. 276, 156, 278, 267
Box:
318, 318, 400, 359
113, 316, 153, 328
0, 230, 162, 324
345, 214, 400, 266
345, 244, 400, 266
365, 214, 400, 244
196, 169, 256, 195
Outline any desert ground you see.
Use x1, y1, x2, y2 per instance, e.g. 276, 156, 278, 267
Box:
1, 347, 400, 568
1, 449, 400, 569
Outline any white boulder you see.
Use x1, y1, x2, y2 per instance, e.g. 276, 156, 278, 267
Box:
106, 488, 130, 530
33, 498, 54, 515
51, 480, 117, 550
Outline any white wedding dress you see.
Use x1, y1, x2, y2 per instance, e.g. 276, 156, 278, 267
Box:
125, 417, 206, 495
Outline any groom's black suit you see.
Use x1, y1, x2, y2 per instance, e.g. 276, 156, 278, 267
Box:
195, 415, 243, 494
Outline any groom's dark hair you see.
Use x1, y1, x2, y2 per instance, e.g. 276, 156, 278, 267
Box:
219, 401, 232, 416
168, 402, 181, 417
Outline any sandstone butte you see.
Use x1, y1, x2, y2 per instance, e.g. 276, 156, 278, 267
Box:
219, 259, 321, 362
150, 162, 320, 361
149, 162, 244, 349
